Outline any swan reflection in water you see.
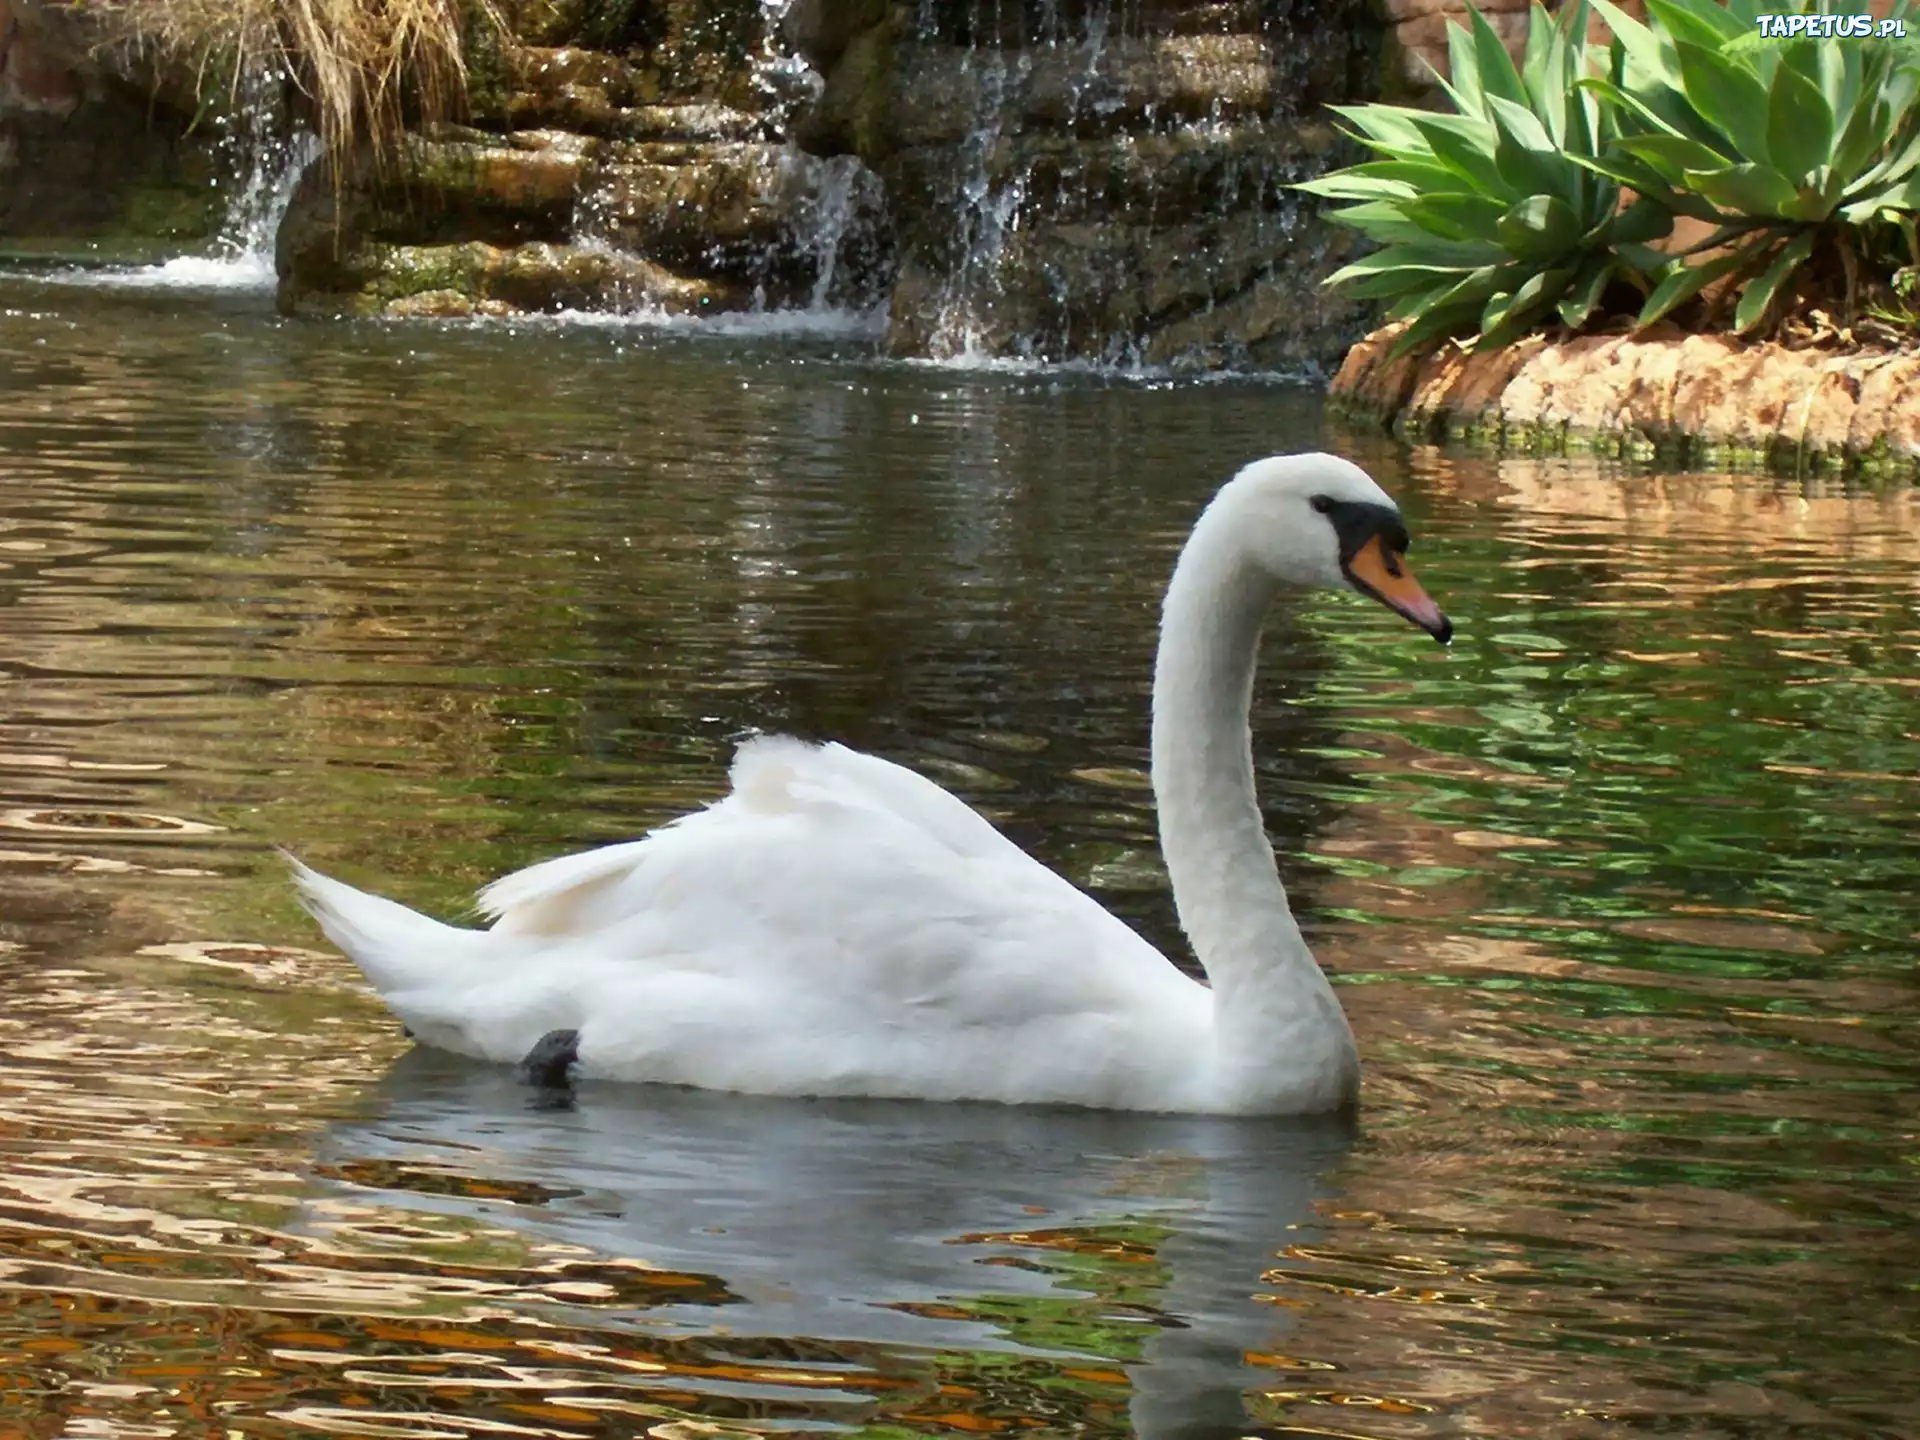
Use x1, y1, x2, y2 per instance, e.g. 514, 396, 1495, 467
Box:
315, 1048, 1357, 1439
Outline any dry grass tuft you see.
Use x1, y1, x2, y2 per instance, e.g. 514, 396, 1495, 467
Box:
79, 0, 505, 168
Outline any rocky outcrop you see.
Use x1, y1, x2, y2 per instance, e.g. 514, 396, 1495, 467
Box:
277, 3, 889, 319
794, 1, 1381, 367
0, 0, 228, 250
3, 0, 1390, 370
271, 0, 1384, 369
1379, 0, 1648, 100
1331, 324, 1920, 476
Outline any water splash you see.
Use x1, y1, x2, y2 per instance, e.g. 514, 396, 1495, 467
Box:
127, 133, 319, 291
48, 69, 317, 293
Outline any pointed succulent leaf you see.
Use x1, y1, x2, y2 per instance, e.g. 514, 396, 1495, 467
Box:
1485, 92, 1556, 153
1482, 98, 1572, 203
1635, 251, 1745, 328
1386, 269, 1509, 357
1403, 192, 1511, 241
1327, 104, 1435, 156
1849, 120, 1920, 195
1671, 220, 1763, 257
1645, 0, 1747, 47
1443, 18, 1488, 118
1557, 259, 1618, 329
1340, 268, 1473, 301
1568, 150, 1723, 222
1480, 267, 1574, 349
1672, 39, 1773, 163
1430, 68, 1491, 124
1325, 245, 1480, 282
1616, 132, 1735, 185
1293, 173, 1416, 202
1614, 241, 1682, 275
1589, 0, 1672, 88
1815, 37, 1858, 122
1385, 282, 1451, 324
1522, 2, 1575, 145
1733, 230, 1815, 333
1495, 193, 1583, 260
1387, 307, 1471, 360
1840, 172, 1920, 224
1781, 183, 1834, 224
1480, 287, 1516, 334
1603, 197, 1677, 247
1578, 73, 1718, 153
1347, 160, 1464, 187
1324, 204, 1510, 261
1828, 91, 1900, 199
1407, 111, 1513, 199
1684, 162, 1801, 218
1464, 4, 1532, 109
1764, 55, 1834, 186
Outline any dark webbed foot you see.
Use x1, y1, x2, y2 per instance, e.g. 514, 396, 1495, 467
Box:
516, 1028, 581, 1089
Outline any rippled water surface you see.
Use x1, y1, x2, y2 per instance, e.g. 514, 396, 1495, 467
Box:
0, 277, 1916, 1440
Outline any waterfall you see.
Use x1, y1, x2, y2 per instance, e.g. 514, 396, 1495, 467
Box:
152, 68, 317, 290
741, 0, 889, 323
864, 0, 1374, 371
85, 67, 317, 293
226, 0, 1371, 369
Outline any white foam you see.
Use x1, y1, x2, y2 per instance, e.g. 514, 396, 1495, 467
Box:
52, 251, 279, 293
32, 123, 316, 297
467, 303, 889, 343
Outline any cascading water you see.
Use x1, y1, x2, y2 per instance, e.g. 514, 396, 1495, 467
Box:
243, 0, 1373, 367
96, 67, 317, 292
774, 0, 1379, 370
859, 0, 1374, 370
543, 0, 889, 333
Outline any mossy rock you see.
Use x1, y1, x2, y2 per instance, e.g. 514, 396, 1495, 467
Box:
779, 0, 888, 71
797, 21, 893, 162
495, 0, 652, 48
310, 237, 736, 315
121, 181, 223, 240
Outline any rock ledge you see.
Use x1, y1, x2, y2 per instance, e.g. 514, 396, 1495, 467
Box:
1330, 324, 1920, 478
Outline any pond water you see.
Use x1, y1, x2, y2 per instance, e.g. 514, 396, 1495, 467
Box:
0, 275, 1915, 1440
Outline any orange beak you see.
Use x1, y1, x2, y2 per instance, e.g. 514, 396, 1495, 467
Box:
1344, 534, 1452, 643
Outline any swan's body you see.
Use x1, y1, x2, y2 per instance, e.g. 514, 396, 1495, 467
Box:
296, 453, 1450, 1115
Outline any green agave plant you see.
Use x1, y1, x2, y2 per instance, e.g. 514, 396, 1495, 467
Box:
1579, 0, 1920, 332
1298, 1, 1672, 357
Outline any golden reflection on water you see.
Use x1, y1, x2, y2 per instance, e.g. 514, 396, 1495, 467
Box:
0, 284, 1916, 1438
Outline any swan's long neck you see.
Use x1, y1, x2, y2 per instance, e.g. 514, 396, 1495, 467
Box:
1151, 501, 1357, 1107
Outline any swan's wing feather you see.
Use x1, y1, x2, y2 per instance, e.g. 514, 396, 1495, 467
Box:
481, 735, 1051, 939
727, 735, 1022, 862
472, 736, 1191, 1018
475, 839, 654, 935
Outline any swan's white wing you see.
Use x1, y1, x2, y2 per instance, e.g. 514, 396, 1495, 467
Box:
433, 736, 1207, 1101
474, 737, 1018, 933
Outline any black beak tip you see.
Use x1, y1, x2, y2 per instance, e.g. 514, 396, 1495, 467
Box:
1431, 615, 1454, 646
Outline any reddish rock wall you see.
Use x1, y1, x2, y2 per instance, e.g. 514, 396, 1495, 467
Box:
1382, 0, 1899, 97
1381, 0, 1648, 98
1331, 324, 1920, 477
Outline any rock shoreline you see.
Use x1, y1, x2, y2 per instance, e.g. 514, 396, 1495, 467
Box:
1330, 325, 1920, 479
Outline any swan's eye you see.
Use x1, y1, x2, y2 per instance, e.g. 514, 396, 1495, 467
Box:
1309, 495, 1333, 514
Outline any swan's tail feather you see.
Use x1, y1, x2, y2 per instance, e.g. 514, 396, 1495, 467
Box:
287, 853, 491, 996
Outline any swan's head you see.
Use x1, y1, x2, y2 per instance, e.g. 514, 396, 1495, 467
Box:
1222, 452, 1451, 644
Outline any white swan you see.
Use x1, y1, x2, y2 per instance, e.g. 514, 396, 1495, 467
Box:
293, 453, 1451, 1115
